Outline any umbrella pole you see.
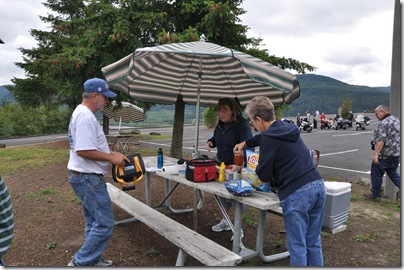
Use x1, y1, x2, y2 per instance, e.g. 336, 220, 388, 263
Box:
193, 64, 202, 159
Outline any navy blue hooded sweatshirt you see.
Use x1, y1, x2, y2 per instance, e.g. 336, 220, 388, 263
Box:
207, 115, 254, 165
245, 120, 322, 201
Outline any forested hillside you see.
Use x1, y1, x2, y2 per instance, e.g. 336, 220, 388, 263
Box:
284, 74, 390, 116
1, 74, 391, 122
0, 85, 15, 103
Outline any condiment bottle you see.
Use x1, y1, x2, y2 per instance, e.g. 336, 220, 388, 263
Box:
234, 151, 244, 167
218, 162, 226, 182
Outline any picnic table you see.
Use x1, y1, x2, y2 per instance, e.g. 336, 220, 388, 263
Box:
106, 134, 142, 153
109, 156, 289, 264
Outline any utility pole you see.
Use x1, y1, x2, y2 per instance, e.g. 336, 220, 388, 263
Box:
385, 0, 401, 200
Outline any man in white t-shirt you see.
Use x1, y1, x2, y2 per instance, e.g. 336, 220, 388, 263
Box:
67, 77, 129, 266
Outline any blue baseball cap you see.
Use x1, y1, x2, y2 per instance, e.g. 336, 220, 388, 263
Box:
83, 77, 117, 98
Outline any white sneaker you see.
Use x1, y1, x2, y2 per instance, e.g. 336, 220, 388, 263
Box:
230, 229, 244, 242
67, 257, 115, 267
67, 259, 77, 266
93, 258, 115, 266
211, 219, 231, 232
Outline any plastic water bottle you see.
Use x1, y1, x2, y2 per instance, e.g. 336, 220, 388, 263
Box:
157, 148, 164, 169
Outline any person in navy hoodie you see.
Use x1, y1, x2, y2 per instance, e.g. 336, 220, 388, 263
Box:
234, 96, 326, 266
206, 97, 253, 241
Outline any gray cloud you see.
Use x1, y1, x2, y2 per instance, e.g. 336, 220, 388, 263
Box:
0, 0, 396, 87
241, 0, 393, 37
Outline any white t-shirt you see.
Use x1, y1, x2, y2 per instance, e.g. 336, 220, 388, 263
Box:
67, 104, 110, 175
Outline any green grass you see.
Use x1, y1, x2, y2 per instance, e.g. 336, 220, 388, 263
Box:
0, 146, 69, 176
354, 233, 375, 243
146, 247, 161, 257
45, 241, 57, 250
0, 134, 172, 177
27, 187, 59, 201
243, 213, 258, 227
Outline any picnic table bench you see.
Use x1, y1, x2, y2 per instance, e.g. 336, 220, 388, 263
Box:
106, 134, 142, 153
106, 183, 242, 266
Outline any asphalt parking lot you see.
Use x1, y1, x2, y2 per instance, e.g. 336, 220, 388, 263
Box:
2, 113, 398, 183
139, 113, 394, 183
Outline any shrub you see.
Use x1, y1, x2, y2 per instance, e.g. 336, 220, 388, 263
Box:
203, 107, 218, 128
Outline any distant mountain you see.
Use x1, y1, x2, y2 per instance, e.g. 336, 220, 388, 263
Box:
1, 75, 391, 119
0, 85, 15, 104
284, 74, 390, 117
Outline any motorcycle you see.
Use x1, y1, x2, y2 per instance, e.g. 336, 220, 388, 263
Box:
355, 115, 371, 130
335, 118, 351, 130
299, 120, 313, 133
320, 118, 332, 129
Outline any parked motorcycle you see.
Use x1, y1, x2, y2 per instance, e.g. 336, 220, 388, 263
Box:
334, 118, 351, 130
355, 115, 371, 130
320, 118, 333, 129
299, 120, 313, 132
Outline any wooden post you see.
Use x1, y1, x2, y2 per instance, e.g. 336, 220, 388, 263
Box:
385, 0, 401, 200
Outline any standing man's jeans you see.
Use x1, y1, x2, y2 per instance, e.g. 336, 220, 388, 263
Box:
371, 156, 401, 198
68, 172, 115, 266
280, 179, 326, 266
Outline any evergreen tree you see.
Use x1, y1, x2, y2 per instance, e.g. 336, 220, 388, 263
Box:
12, 0, 168, 111
11, 0, 317, 155
340, 96, 352, 119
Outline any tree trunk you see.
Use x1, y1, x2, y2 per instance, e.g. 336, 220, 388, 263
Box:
170, 94, 185, 159
103, 115, 110, 135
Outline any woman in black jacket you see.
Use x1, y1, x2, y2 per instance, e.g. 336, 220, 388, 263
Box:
206, 97, 253, 241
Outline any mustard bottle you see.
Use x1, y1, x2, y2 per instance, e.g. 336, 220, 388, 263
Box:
219, 162, 226, 182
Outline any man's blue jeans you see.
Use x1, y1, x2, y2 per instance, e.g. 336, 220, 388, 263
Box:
371, 156, 400, 198
68, 172, 115, 266
280, 179, 326, 266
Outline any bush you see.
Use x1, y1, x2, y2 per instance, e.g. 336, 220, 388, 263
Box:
0, 103, 70, 138
203, 107, 218, 128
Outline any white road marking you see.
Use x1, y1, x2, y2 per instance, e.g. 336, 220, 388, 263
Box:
317, 149, 370, 174
318, 165, 371, 174
333, 131, 373, 137
320, 149, 359, 156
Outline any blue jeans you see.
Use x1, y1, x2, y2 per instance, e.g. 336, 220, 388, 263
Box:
280, 179, 326, 266
371, 156, 400, 198
68, 172, 115, 266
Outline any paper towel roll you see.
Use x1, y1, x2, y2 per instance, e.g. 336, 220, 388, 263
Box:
161, 165, 185, 174
161, 165, 180, 174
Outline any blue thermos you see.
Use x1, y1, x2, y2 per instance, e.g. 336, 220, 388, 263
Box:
157, 148, 164, 169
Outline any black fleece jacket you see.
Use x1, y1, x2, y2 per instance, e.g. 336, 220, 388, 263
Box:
207, 115, 254, 165
245, 120, 322, 200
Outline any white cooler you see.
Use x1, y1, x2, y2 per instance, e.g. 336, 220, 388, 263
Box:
322, 181, 351, 229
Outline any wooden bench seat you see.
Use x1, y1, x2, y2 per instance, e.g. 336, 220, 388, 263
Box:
267, 206, 283, 217
106, 183, 242, 266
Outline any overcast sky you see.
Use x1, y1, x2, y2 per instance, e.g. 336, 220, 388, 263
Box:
0, 0, 397, 87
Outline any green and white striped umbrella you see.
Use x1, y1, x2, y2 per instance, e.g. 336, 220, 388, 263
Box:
102, 101, 145, 131
101, 39, 300, 107
101, 36, 300, 156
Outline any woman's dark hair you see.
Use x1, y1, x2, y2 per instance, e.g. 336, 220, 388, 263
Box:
217, 98, 242, 121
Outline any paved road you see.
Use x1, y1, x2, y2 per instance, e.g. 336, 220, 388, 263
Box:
0, 134, 69, 148
2, 112, 396, 182
137, 120, 379, 182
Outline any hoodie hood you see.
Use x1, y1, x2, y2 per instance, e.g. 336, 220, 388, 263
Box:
261, 120, 299, 142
